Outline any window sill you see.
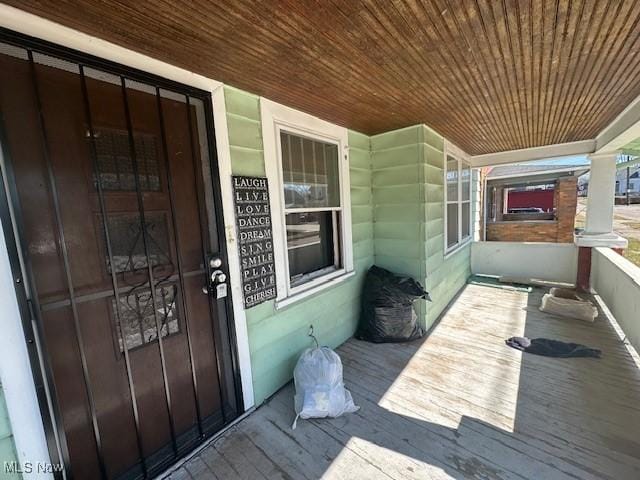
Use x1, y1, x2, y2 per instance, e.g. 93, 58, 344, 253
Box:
489, 219, 557, 224
275, 270, 356, 310
444, 237, 472, 260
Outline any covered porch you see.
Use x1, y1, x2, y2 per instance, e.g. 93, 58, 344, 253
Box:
168, 282, 640, 480
1, 2, 640, 480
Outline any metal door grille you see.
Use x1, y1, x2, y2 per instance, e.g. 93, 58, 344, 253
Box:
0, 28, 242, 480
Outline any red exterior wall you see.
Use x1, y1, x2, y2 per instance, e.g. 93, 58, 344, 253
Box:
507, 190, 555, 211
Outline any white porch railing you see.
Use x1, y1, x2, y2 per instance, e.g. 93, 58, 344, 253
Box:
470, 241, 578, 284
470, 241, 640, 354
591, 247, 640, 353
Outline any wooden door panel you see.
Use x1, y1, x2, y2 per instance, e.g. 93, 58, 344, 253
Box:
41, 306, 102, 480
76, 298, 141, 475
160, 95, 206, 273
183, 275, 223, 417
0, 54, 67, 300
35, 60, 106, 297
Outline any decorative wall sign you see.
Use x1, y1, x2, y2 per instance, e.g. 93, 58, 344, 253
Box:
232, 176, 277, 308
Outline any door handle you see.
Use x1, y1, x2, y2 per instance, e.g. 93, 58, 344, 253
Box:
203, 255, 228, 298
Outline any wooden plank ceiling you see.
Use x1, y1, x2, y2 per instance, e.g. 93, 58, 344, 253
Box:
6, 1, 640, 155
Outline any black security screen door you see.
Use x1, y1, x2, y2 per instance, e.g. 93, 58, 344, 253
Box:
0, 31, 241, 479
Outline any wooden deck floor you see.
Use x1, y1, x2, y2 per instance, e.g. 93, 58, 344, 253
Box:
166, 284, 640, 480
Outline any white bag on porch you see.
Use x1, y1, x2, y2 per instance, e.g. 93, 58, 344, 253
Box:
292, 346, 359, 429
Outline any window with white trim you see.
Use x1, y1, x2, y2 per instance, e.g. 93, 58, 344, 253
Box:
280, 131, 342, 287
261, 99, 353, 305
445, 154, 472, 251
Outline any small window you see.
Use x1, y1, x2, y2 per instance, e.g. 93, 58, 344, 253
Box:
280, 131, 342, 287
445, 153, 472, 251
446, 156, 459, 249
92, 128, 161, 191
102, 212, 171, 274
113, 284, 180, 352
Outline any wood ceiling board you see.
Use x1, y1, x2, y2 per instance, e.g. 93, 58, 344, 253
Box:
4, 0, 640, 155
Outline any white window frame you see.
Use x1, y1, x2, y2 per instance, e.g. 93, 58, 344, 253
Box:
444, 142, 472, 256
260, 98, 353, 308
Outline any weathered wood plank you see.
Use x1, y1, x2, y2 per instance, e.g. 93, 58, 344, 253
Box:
183, 457, 215, 480
197, 445, 242, 480
168, 284, 640, 480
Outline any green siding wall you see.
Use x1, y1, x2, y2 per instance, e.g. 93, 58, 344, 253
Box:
224, 87, 374, 404
371, 125, 471, 330
0, 385, 19, 479
422, 138, 473, 328
223, 87, 471, 404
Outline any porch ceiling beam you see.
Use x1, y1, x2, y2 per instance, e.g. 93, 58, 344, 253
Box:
468, 140, 595, 168
470, 90, 640, 167
594, 92, 640, 154
469, 89, 640, 167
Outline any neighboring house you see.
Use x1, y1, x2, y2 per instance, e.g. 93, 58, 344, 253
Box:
483, 164, 589, 243
0, 4, 638, 480
580, 158, 639, 202
615, 165, 640, 195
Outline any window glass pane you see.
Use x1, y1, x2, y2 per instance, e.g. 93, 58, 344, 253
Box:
447, 203, 458, 248
286, 211, 337, 285
280, 131, 339, 208
446, 155, 458, 201
461, 163, 471, 201
113, 284, 180, 352
103, 212, 171, 273
92, 128, 161, 192
461, 202, 470, 239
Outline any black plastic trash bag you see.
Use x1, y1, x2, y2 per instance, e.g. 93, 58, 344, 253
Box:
356, 266, 430, 343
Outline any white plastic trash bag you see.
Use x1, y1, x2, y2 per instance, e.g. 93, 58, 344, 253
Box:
292, 347, 359, 429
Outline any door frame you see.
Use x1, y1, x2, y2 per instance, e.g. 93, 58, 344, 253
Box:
0, 4, 255, 476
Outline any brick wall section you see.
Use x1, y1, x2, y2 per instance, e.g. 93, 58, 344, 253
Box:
556, 177, 578, 242
487, 221, 560, 242
487, 176, 578, 243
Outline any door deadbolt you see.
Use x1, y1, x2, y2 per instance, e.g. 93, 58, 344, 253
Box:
204, 255, 227, 297
210, 270, 226, 283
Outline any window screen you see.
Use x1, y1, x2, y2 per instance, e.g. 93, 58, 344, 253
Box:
280, 132, 340, 209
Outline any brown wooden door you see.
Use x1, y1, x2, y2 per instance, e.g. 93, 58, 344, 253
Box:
0, 37, 240, 479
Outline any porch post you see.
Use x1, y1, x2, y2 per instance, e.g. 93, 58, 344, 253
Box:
585, 152, 617, 235
575, 151, 628, 290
